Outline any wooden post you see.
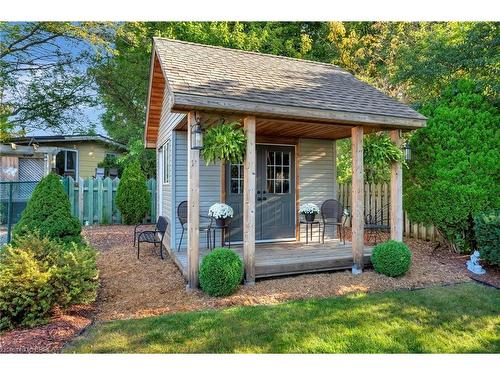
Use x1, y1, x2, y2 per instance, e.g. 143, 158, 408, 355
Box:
351, 126, 364, 274
243, 116, 256, 284
390, 130, 403, 241
187, 111, 200, 290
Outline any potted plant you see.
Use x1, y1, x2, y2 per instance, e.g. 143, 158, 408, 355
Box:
299, 203, 320, 223
208, 203, 234, 227
202, 121, 246, 165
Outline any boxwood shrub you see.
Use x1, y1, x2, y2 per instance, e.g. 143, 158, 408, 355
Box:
371, 240, 412, 277
474, 210, 500, 266
199, 248, 243, 296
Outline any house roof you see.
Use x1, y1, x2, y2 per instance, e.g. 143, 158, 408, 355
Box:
151, 38, 426, 128
8, 134, 127, 150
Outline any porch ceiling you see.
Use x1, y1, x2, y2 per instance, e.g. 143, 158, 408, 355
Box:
173, 112, 381, 140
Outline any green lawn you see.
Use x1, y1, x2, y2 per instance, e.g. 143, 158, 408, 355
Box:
66, 283, 500, 353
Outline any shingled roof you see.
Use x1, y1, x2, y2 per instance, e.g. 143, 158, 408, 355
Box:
151, 38, 425, 128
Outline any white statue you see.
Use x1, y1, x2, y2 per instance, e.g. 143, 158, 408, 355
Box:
466, 250, 486, 275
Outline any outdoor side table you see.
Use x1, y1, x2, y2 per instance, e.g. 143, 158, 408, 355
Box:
300, 220, 321, 244
210, 222, 232, 250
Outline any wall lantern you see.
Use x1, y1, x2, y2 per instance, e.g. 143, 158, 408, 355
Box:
403, 141, 411, 161
190, 117, 203, 150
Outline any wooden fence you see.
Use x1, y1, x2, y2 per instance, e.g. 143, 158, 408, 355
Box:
62, 177, 157, 225
338, 182, 438, 241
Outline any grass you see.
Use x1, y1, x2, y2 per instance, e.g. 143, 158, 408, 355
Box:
66, 283, 500, 353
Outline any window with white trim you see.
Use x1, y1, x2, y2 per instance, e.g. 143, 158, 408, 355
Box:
163, 139, 171, 184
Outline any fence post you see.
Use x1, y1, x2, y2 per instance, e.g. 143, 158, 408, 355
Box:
6, 183, 13, 243
113, 178, 121, 224
78, 177, 84, 224
105, 177, 113, 224
88, 178, 94, 225
96, 178, 103, 224
67, 176, 75, 216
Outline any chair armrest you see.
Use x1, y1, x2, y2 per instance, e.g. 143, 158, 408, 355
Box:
134, 222, 156, 245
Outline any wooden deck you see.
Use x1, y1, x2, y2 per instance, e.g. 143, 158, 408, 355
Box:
166, 240, 372, 279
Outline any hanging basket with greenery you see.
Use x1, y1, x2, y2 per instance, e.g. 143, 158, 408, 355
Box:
202, 121, 246, 165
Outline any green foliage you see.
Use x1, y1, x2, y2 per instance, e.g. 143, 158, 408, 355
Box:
199, 248, 244, 297
202, 122, 246, 165
116, 139, 156, 178
0, 234, 98, 331
336, 133, 405, 184
474, 211, 500, 267
364, 133, 405, 183
1, 22, 113, 133
0, 244, 55, 330
13, 173, 82, 244
115, 161, 151, 224
97, 154, 122, 177
404, 80, 500, 252
371, 240, 412, 277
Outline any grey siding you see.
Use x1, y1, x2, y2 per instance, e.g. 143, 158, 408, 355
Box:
156, 96, 185, 247
173, 131, 222, 250
298, 139, 337, 240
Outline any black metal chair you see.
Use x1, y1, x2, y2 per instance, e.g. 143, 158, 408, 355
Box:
364, 204, 390, 244
135, 216, 168, 259
177, 200, 213, 252
320, 199, 346, 244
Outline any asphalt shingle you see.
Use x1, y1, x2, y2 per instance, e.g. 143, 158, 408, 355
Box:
154, 38, 426, 121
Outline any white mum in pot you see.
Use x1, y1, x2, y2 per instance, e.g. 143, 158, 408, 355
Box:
208, 203, 234, 219
299, 203, 320, 215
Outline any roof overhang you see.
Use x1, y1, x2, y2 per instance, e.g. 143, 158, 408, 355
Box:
172, 93, 427, 130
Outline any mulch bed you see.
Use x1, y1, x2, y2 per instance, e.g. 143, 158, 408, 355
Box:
1, 224, 497, 353
85, 225, 475, 321
0, 305, 94, 354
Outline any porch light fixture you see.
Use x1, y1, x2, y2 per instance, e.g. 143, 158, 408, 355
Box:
403, 141, 411, 161
190, 117, 203, 150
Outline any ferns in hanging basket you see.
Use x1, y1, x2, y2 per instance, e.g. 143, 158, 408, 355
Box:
202, 121, 246, 165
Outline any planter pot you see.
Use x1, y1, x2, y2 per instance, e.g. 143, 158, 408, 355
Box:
215, 218, 227, 227
304, 213, 316, 222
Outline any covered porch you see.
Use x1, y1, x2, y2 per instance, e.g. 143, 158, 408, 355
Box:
144, 38, 426, 289
167, 239, 373, 280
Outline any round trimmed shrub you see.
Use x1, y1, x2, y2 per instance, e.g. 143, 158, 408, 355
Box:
199, 248, 244, 296
371, 240, 412, 277
115, 161, 150, 224
13, 173, 82, 244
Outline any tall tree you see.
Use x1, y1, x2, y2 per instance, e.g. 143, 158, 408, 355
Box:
0, 22, 112, 139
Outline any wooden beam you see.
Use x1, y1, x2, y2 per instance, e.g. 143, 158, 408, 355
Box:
243, 115, 256, 284
390, 130, 403, 241
186, 111, 200, 290
173, 93, 427, 129
351, 126, 364, 273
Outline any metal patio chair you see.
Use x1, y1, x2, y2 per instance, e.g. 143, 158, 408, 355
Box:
320, 199, 346, 244
177, 200, 213, 252
134, 216, 168, 259
364, 204, 390, 244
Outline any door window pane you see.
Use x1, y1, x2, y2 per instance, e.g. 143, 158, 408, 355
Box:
66, 151, 76, 171
266, 150, 291, 195
229, 163, 243, 194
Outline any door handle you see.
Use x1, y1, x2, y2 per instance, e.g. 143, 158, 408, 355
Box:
257, 190, 261, 194
257, 197, 262, 201
262, 197, 267, 201
263, 191, 267, 194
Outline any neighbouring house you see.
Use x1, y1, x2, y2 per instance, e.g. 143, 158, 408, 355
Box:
1, 134, 127, 181
144, 38, 426, 288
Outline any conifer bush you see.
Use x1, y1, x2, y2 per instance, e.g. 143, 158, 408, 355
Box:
115, 161, 151, 224
13, 173, 82, 244
0, 234, 98, 331
474, 210, 500, 267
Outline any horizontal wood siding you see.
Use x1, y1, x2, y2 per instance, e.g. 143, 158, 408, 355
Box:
298, 139, 337, 240
156, 107, 186, 248
174, 131, 221, 251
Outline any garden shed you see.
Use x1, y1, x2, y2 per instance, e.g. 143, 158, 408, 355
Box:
144, 38, 426, 288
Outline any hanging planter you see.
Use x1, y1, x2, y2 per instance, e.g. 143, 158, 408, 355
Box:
201, 121, 246, 165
